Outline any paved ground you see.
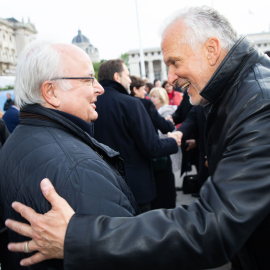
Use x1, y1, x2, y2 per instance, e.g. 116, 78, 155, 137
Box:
174, 166, 231, 270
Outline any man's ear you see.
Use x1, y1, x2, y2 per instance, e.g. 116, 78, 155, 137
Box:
113, 72, 121, 83
41, 81, 60, 108
204, 37, 221, 66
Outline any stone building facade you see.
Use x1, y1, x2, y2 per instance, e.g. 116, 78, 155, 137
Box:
72, 30, 100, 63
0, 17, 37, 75
128, 32, 270, 83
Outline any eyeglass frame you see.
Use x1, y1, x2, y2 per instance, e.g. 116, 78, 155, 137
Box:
50, 77, 95, 86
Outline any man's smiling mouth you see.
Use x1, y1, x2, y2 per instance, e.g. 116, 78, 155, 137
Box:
181, 81, 190, 90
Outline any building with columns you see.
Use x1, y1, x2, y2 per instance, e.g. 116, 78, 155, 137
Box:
128, 32, 270, 83
128, 47, 167, 83
247, 32, 270, 56
72, 30, 100, 63
0, 17, 37, 76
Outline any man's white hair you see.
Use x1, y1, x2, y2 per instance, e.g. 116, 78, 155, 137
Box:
161, 6, 239, 51
15, 40, 72, 107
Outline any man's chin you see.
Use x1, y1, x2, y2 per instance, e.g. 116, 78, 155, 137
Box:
90, 113, 98, 122
189, 96, 201, 106
189, 95, 209, 106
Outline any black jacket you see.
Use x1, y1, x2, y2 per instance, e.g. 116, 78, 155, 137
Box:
0, 104, 139, 270
0, 119, 9, 150
178, 106, 209, 185
171, 89, 197, 173
171, 88, 193, 124
138, 98, 175, 133
63, 36, 270, 270
94, 80, 178, 204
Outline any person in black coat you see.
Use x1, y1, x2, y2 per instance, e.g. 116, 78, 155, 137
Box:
2, 104, 20, 133
94, 59, 181, 213
130, 76, 176, 209
3, 93, 14, 111
0, 41, 140, 270
178, 106, 209, 188
167, 89, 199, 177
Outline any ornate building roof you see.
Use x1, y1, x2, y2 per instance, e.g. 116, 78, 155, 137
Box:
72, 30, 89, 44
71, 30, 100, 63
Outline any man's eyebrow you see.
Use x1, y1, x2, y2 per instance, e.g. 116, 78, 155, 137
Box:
165, 57, 175, 65
88, 72, 95, 77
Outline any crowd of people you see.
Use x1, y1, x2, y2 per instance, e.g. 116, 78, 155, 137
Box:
1, 5, 270, 270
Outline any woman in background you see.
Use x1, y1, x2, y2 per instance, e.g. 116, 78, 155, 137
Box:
130, 76, 174, 135
145, 83, 154, 99
162, 80, 183, 107
149, 87, 181, 209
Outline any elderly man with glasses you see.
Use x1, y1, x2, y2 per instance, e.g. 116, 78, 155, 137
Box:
0, 40, 141, 269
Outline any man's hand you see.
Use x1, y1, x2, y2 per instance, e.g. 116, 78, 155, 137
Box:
168, 131, 183, 147
205, 156, 208, 167
186, 139, 197, 151
5, 178, 75, 266
165, 115, 175, 124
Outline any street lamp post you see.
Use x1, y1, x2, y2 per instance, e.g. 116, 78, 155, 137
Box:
135, 0, 146, 79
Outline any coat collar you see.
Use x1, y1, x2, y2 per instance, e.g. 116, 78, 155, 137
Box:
52, 109, 94, 137
100, 79, 130, 95
19, 104, 120, 158
200, 36, 262, 104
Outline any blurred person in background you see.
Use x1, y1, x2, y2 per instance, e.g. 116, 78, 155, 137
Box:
153, 79, 162, 87
144, 78, 150, 83
0, 109, 4, 119
130, 76, 174, 134
2, 102, 20, 133
149, 87, 181, 209
177, 105, 209, 197
145, 82, 154, 94
162, 80, 183, 107
3, 93, 14, 112
166, 87, 196, 184
144, 82, 154, 99
95, 60, 181, 213
130, 75, 146, 99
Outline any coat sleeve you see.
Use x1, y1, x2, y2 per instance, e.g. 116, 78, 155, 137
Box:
128, 100, 178, 159
64, 99, 270, 270
146, 100, 175, 134
178, 106, 198, 141
171, 90, 191, 124
60, 158, 136, 218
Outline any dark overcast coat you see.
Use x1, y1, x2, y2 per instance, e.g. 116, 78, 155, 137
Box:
0, 104, 139, 270
94, 80, 178, 204
178, 105, 209, 186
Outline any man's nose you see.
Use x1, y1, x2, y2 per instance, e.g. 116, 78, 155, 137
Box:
94, 80, 105, 95
167, 68, 178, 86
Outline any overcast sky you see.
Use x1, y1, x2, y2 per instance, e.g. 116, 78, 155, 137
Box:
1, 0, 270, 60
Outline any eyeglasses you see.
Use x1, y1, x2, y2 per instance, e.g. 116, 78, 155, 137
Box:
51, 77, 95, 86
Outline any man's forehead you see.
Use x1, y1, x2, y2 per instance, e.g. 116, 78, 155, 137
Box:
161, 19, 186, 47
